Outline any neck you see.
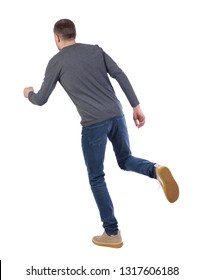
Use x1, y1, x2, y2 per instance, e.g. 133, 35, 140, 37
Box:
61, 39, 76, 49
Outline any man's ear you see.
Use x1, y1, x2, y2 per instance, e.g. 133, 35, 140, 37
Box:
54, 33, 60, 43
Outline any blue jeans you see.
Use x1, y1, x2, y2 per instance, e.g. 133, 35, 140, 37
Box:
81, 115, 156, 235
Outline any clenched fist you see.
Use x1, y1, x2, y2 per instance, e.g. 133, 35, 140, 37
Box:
23, 87, 34, 98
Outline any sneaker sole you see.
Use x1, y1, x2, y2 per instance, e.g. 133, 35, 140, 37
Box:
157, 166, 179, 203
92, 240, 123, 248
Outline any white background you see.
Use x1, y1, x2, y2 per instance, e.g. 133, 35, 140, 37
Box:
0, 0, 203, 279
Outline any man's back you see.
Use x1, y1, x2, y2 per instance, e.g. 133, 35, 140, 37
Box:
55, 43, 123, 126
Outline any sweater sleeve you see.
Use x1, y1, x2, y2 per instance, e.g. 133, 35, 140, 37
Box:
28, 58, 60, 106
103, 50, 139, 108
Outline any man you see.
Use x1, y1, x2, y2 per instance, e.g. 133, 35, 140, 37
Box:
24, 19, 179, 248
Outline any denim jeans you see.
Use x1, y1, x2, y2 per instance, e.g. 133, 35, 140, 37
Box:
81, 115, 156, 235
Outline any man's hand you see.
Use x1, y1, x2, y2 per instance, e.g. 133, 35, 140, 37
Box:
23, 87, 34, 98
133, 105, 145, 128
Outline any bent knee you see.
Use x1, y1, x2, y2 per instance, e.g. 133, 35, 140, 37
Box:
118, 160, 128, 171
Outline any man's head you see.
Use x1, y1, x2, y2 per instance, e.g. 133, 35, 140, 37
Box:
53, 19, 76, 50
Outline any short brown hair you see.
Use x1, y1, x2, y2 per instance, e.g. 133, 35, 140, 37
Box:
53, 19, 76, 40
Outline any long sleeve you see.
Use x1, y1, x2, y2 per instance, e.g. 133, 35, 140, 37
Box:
28, 58, 60, 106
103, 51, 139, 108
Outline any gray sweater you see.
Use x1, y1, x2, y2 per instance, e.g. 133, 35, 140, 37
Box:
28, 43, 139, 126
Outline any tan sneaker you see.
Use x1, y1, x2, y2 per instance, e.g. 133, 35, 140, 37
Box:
92, 231, 123, 248
155, 164, 179, 203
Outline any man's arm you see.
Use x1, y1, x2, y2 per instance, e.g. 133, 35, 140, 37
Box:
23, 58, 60, 106
103, 51, 139, 108
103, 51, 145, 128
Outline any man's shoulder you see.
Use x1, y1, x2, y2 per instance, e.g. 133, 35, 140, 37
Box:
76, 43, 102, 50
77, 42, 98, 46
